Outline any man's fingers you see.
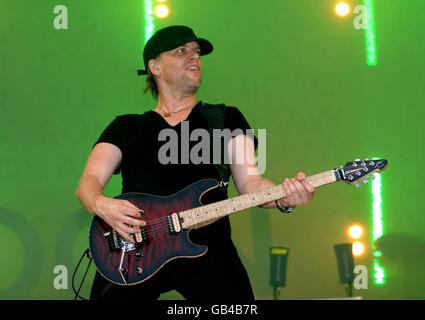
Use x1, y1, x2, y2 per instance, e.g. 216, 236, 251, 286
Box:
119, 201, 146, 226
302, 181, 315, 197
116, 222, 145, 243
283, 179, 295, 206
288, 178, 305, 204
115, 225, 135, 243
283, 177, 311, 206
121, 200, 144, 218
296, 172, 306, 181
291, 178, 309, 204
122, 215, 146, 227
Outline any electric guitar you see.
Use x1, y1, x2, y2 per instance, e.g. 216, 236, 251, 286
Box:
88, 159, 388, 285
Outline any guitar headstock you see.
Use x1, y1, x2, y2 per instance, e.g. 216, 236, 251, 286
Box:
340, 158, 388, 187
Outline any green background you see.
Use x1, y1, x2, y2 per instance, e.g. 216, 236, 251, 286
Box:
1, 0, 424, 299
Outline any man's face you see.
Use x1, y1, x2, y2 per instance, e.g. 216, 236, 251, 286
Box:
154, 41, 202, 94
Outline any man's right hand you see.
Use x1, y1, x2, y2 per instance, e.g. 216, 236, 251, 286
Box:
94, 195, 146, 243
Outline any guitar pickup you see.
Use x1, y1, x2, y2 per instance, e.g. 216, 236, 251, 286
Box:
166, 213, 182, 235
136, 226, 149, 244
104, 231, 121, 251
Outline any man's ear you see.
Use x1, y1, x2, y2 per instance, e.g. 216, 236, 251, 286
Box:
148, 59, 160, 76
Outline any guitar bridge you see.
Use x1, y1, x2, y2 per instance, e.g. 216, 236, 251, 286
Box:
104, 231, 136, 252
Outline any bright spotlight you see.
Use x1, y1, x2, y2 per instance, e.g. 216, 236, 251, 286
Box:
335, 2, 350, 16
348, 225, 363, 239
352, 241, 365, 256
155, 4, 169, 18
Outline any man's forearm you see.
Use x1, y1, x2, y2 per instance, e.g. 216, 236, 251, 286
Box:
75, 175, 106, 215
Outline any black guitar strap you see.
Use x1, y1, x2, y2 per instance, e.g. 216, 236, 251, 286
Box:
198, 101, 231, 194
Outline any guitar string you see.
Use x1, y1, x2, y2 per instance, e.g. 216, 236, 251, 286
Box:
125, 203, 237, 239
136, 186, 283, 229
131, 195, 274, 239
127, 183, 286, 225
137, 210, 224, 238
122, 171, 352, 241
127, 190, 284, 239
124, 167, 382, 240
134, 198, 260, 237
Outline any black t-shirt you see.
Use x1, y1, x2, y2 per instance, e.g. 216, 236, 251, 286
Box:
94, 101, 257, 245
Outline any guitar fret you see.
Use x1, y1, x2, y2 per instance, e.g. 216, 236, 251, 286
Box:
180, 169, 340, 229
216, 201, 224, 217
203, 206, 209, 221
225, 199, 231, 214
306, 170, 336, 188
241, 194, 250, 208
263, 189, 272, 202
248, 193, 257, 206
191, 207, 198, 224
198, 206, 205, 223
197, 206, 204, 223
197, 207, 205, 223
212, 202, 219, 219
229, 198, 237, 212
186, 210, 194, 227
205, 204, 213, 221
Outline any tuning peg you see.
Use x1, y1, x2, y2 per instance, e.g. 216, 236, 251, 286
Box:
355, 183, 361, 188
355, 159, 361, 161
370, 173, 376, 180
363, 180, 369, 184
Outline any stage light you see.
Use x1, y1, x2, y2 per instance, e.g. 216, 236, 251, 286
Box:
363, 0, 378, 66
155, 4, 169, 18
144, 0, 154, 44
372, 170, 382, 241
348, 225, 363, 239
374, 260, 385, 284
352, 241, 365, 256
335, 2, 350, 16
373, 251, 382, 257
371, 157, 384, 284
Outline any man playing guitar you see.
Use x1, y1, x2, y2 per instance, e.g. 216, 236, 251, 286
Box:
76, 25, 315, 300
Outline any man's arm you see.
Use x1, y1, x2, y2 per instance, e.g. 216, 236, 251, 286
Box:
228, 135, 315, 209
76, 142, 145, 242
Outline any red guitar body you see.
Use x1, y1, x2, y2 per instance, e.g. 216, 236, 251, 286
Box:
89, 179, 218, 285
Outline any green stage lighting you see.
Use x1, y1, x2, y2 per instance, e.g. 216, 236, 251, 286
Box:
363, 0, 377, 66
145, 0, 155, 44
371, 158, 384, 285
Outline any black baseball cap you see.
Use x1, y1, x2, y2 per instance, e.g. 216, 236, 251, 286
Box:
137, 25, 213, 75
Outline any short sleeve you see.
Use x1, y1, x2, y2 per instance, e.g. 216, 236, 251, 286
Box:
93, 114, 139, 174
224, 106, 258, 150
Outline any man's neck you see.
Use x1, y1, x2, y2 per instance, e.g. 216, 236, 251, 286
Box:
156, 93, 198, 113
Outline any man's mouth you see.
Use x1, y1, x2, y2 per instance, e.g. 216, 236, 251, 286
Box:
185, 66, 200, 71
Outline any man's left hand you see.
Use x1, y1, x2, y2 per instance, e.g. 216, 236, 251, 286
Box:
280, 172, 315, 207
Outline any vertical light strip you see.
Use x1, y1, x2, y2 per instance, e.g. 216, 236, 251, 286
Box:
371, 164, 385, 284
144, 0, 155, 44
363, 0, 377, 66
372, 172, 382, 241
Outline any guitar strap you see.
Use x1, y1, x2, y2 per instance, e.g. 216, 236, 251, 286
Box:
198, 101, 231, 194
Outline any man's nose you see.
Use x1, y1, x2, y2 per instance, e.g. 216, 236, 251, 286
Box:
188, 49, 200, 60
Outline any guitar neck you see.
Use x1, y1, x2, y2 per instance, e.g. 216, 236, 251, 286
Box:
180, 169, 340, 229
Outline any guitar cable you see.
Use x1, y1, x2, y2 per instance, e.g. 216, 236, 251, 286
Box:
72, 248, 92, 300
72, 248, 113, 300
